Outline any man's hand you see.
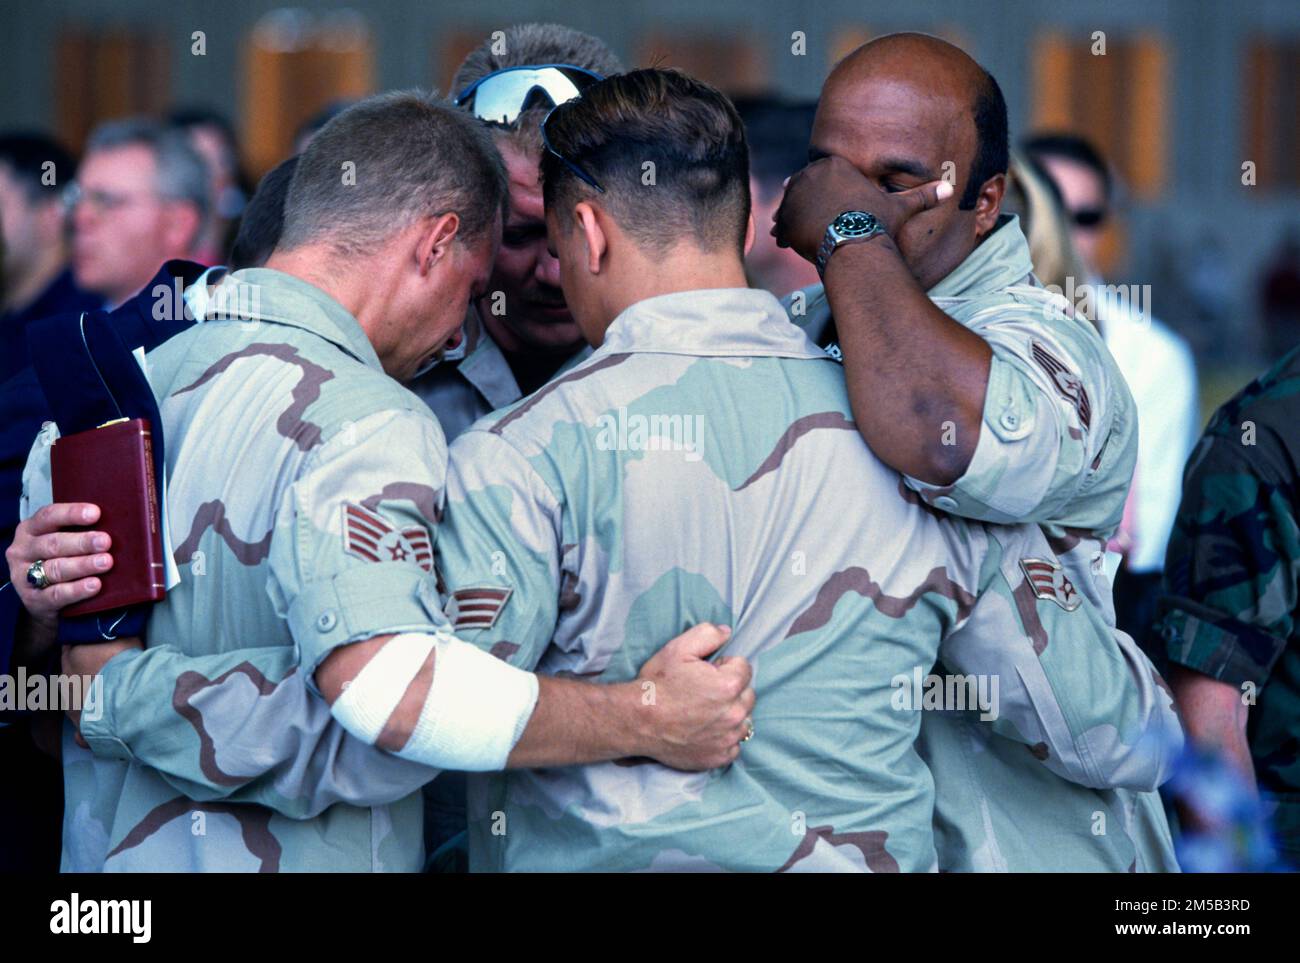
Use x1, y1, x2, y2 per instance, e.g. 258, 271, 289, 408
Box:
773, 154, 954, 263
631, 623, 755, 770
61, 637, 142, 742
6, 502, 112, 631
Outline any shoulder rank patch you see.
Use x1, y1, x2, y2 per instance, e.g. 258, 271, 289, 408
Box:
1019, 557, 1081, 611
447, 587, 513, 631
342, 502, 432, 572
1030, 340, 1091, 430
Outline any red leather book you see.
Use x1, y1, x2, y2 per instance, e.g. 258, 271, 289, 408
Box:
50, 417, 167, 616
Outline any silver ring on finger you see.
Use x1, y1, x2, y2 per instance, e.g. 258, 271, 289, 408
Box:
741, 718, 755, 743
26, 559, 51, 590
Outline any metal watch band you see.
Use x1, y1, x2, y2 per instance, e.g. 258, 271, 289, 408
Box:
815, 211, 885, 279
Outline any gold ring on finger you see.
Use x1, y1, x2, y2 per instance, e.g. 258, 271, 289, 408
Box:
26, 559, 51, 590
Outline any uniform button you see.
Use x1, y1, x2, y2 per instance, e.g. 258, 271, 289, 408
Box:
1000, 411, 1019, 431
934, 496, 958, 511
316, 610, 338, 633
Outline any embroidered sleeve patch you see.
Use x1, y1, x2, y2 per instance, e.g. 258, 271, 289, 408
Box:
447, 587, 513, 631
342, 501, 433, 573
1030, 341, 1091, 430
1019, 557, 1081, 611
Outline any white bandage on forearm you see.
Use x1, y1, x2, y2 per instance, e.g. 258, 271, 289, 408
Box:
331, 633, 435, 743
331, 630, 539, 772
397, 632, 539, 770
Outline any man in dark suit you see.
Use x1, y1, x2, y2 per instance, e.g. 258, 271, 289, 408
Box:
0, 259, 207, 870
0, 133, 98, 383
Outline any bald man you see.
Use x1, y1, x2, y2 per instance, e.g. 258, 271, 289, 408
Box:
775, 33, 1178, 871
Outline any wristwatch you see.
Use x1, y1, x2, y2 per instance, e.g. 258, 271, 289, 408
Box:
815, 210, 886, 278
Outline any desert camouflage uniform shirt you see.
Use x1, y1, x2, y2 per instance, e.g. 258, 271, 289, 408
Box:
439, 286, 1180, 872
1156, 345, 1300, 862
22, 269, 451, 871
788, 215, 1181, 871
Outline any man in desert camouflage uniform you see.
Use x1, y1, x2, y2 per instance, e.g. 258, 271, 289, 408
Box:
430, 69, 1181, 872
1156, 346, 1300, 866
773, 33, 1180, 870
8, 93, 752, 871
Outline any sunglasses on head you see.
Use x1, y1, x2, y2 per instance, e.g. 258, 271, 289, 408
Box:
454, 63, 603, 125
540, 104, 606, 194
1070, 206, 1108, 229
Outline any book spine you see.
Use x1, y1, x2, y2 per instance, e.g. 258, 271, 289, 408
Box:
140, 424, 165, 595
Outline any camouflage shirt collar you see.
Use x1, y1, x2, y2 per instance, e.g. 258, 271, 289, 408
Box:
207, 268, 384, 371
926, 214, 1034, 301
600, 287, 827, 359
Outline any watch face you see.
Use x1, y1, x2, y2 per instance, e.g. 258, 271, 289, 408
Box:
834, 211, 878, 237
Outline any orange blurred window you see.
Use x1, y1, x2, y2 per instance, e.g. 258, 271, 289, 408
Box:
1243, 37, 1300, 191
243, 8, 375, 178
56, 27, 170, 152
1031, 31, 1169, 201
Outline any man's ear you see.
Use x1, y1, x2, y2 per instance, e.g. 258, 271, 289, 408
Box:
36, 201, 66, 246
165, 202, 203, 256
743, 212, 756, 256
417, 212, 461, 274
574, 201, 606, 275
973, 172, 1006, 238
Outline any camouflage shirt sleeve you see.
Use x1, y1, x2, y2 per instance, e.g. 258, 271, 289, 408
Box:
80, 642, 439, 818
939, 524, 1183, 791
436, 428, 562, 668
905, 317, 1120, 530
1158, 431, 1298, 687
78, 407, 451, 816
269, 407, 454, 677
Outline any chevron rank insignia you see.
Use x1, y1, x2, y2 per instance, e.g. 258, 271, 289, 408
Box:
1031, 340, 1091, 430
342, 502, 433, 573
447, 587, 513, 631
1019, 557, 1082, 611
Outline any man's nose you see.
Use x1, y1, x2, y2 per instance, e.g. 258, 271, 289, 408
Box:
536, 246, 563, 287
72, 201, 96, 233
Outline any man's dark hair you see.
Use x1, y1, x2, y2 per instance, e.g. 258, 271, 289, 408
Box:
167, 105, 249, 191
166, 106, 239, 153
279, 90, 508, 257
0, 132, 76, 203
541, 68, 750, 256
732, 96, 817, 201
229, 155, 298, 269
1022, 132, 1112, 201
962, 68, 1009, 210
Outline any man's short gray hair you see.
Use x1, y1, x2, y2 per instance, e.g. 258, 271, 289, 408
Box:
85, 117, 210, 224
278, 90, 508, 258
451, 23, 623, 156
